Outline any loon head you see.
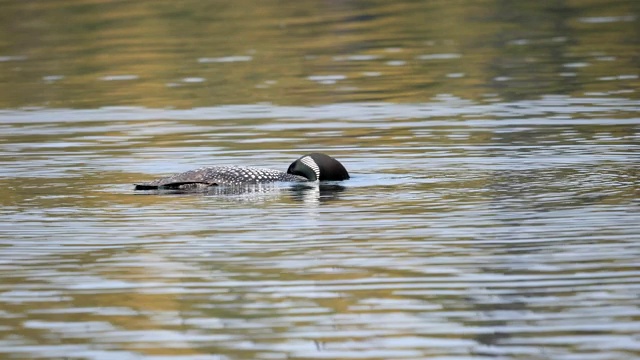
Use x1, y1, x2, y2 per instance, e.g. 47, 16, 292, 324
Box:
287, 153, 350, 181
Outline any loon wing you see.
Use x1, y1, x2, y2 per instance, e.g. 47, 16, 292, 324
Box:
133, 165, 306, 191
134, 181, 217, 191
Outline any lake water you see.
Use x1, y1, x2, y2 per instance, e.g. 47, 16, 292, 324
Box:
1, 1, 639, 359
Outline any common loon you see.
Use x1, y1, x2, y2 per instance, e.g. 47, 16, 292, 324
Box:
134, 153, 349, 191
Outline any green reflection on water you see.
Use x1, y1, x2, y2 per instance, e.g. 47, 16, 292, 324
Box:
0, 0, 637, 108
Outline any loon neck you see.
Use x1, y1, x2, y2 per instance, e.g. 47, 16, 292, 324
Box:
287, 153, 349, 181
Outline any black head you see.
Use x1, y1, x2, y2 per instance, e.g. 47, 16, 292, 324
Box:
286, 153, 350, 181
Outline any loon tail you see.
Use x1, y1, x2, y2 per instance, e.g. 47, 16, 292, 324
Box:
134, 183, 162, 190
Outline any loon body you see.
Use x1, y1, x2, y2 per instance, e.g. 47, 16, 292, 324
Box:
134, 153, 349, 191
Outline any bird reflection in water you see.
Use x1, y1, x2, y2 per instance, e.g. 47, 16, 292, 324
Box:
288, 183, 347, 203
135, 182, 347, 203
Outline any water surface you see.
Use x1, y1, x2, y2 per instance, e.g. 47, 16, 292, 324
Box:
0, 1, 639, 359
